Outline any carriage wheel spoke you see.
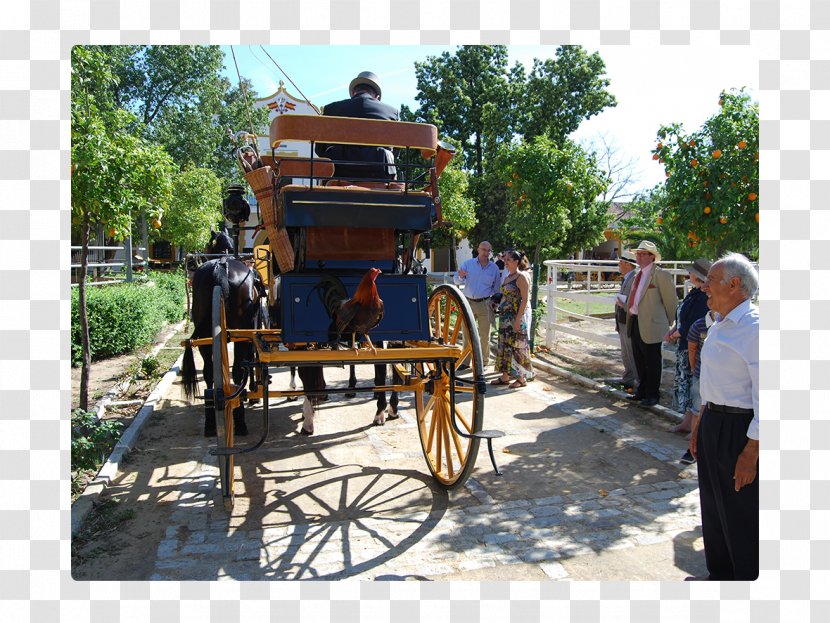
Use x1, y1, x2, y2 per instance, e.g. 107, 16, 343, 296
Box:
454, 405, 473, 434
441, 406, 454, 479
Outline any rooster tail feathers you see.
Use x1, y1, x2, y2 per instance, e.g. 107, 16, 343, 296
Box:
307, 274, 348, 319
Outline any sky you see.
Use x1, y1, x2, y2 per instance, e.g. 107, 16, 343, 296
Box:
220, 45, 759, 197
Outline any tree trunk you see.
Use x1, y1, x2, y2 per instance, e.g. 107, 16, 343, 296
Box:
449, 238, 459, 272
529, 242, 543, 352
78, 213, 92, 412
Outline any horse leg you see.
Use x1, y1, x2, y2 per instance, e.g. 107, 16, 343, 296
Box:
387, 365, 401, 421
345, 365, 357, 398
298, 366, 326, 435
231, 342, 250, 436
300, 396, 314, 435
287, 367, 298, 402
373, 364, 388, 426
199, 344, 217, 437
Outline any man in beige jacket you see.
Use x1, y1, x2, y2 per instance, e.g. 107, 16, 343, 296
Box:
626, 241, 678, 406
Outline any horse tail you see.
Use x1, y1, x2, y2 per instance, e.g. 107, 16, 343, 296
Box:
181, 339, 199, 400
212, 257, 231, 301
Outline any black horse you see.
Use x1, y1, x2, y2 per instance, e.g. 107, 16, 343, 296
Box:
181, 230, 263, 436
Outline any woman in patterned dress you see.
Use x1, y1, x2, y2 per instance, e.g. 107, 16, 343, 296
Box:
491, 250, 533, 388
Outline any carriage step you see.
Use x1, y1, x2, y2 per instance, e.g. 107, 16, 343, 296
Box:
471, 429, 505, 477
471, 429, 505, 440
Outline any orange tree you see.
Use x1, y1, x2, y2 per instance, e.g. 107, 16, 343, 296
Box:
652, 88, 758, 259
498, 135, 609, 268
72, 47, 174, 410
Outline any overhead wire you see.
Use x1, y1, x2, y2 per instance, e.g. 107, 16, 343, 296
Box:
258, 46, 322, 115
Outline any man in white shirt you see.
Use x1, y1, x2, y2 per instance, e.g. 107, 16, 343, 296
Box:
688, 252, 759, 581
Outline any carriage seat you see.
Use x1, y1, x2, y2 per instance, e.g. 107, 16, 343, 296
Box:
270, 114, 438, 155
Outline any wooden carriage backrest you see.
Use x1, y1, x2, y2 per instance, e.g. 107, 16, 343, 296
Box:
260, 154, 336, 179
270, 114, 438, 156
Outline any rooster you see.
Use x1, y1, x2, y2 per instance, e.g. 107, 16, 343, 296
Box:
311, 268, 384, 354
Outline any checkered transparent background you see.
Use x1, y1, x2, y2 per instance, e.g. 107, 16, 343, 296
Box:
0, 0, 825, 621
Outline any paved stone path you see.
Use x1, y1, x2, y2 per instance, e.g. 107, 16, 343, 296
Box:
138, 363, 705, 582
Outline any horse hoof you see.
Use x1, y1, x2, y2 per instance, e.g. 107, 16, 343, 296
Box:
300, 427, 313, 436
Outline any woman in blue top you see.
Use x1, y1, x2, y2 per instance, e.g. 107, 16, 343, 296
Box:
664, 258, 711, 433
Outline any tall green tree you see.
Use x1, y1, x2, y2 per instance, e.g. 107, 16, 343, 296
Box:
409, 45, 617, 250
92, 45, 269, 183
520, 46, 617, 142
652, 88, 759, 259
410, 45, 517, 178
72, 47, 175, 410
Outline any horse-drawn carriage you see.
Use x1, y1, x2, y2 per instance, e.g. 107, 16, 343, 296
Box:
183, 114, 502, 510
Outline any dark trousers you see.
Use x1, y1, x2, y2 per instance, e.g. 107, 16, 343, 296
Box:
696, 406, 759, 580
630, 315, 663, 399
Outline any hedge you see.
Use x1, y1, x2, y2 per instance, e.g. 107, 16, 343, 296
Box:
71, 270, 186, 366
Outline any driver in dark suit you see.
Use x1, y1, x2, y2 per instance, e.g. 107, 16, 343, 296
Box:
314, 71, 400, 181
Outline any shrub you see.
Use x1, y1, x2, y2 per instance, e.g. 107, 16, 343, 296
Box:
71, 269, 185, 366
71, 409, 123, 473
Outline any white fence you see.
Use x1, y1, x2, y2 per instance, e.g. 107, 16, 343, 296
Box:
71, 242, 148, 287
541, 259, 701, 364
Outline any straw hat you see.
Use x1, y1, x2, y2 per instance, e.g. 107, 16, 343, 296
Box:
687, 258, 712, 281
349, 71, 383, 99
634, 240, 661, 263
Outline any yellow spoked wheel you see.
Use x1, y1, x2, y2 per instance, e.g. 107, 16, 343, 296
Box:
212, 286, 237, 510
415, 284, 484, 489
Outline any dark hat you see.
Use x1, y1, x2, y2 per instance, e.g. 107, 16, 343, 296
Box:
349, 71, 382, 99
688, 258, 712, 281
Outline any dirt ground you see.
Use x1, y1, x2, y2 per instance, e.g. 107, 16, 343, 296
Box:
71, 323, 691, 581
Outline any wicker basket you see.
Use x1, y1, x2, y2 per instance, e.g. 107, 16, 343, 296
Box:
244, 167, 294, 273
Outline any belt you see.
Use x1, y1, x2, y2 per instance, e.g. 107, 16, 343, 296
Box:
707, 402, 754, 415
467, 297, 488, 302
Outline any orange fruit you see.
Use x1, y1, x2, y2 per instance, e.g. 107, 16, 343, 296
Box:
659, 157, 665, 164
737, 140, 747, 149
748, 192, 757, 201
755, 212, 759, 223
151, 219, 162, 229
719, 98, 724, 106
513, 172, 519, 180
666, 171, 671, 177
108, 228, 117, 238
712, 149, 722, 159
507, 181, 513, 187
690, 159, 698, 168
652, 153, 659, 160
656, 217, 663, 225
719, 216, 727, 224
657, 142, 663, 149
704, 206, 711, 214
689, 139, 696, 147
